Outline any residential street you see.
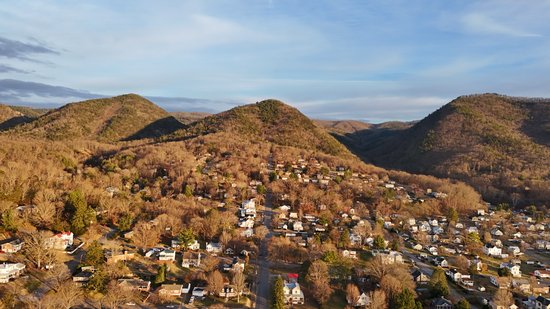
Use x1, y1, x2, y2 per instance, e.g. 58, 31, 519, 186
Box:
255, 190, 274, 309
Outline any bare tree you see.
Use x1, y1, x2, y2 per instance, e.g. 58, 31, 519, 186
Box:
53, 281, 83, 309
367, 289, 388, 309
346, 283, 360, 306
22, 230, 56, 269
232, 269, 246, 303
207, 270, 225, 296
131, 221, 160, 250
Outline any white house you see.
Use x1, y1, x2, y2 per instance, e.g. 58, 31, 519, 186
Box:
0, 263, 25, 283
206, 242, 222, 254
507, 246, 521, 256
483, 243, 502, 257
500, 263, 521, 278
187, 240, 200, 250
181, 252, 201, 268
283, 281, 305, 305
159, 249, 176, 262
46, 231, 74, 250
491, 228, 504, 237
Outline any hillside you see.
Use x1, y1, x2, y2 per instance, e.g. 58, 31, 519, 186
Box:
347, 94, 550, 206
167, 99, 351, 156
0, 104, 32, 130
170, 111, 210, 124
8, 105, 51, 118
8, 94, 184, 142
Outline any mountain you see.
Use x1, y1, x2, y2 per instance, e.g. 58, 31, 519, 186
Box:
0, 104, 33, 130
8, 105, 51, 118
167, 99, 351, 156
8, 94, 184, 142
314, 119, 372, 135
346, 94, 550, 206
170, 111, 211, 124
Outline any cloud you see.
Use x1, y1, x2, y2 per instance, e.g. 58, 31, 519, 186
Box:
146, 96, 240, 113
461, 13, 541, 37
0, 79, 100, 104
0, 64, 30, 74
0, 36, 58, 61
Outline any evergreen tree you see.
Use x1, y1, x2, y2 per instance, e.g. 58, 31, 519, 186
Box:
66, 190, 94, 236
430, 267, 450, 297
84, 240, 105, 267
117, 213, 133, 232
178, 228, 196, 250
393, 288, 422, 309
87, 269, 108, 292
184, 184, 193, 197
448, 207, 459, 223
373, 235, 386, 249
1, 209, 17, 232
272, 276, 285, 309
340, 229, 351, 248
455, 299, 471, 309
154, 264, 167, 284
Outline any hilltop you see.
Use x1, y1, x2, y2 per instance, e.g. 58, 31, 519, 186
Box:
0, 104, 32, 130
170, 111, 210, 124
8, 94, 184, 142
167, 99, 351, 156
346, 94, 550, 206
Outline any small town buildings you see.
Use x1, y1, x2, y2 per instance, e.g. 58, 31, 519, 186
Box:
372, 250, 403, 264
159, 249, 176, 262
118, 278, 151, 292
283, 280, 305, 305
0, 238, 23, 253
483, 243, 502, 257
47, 231, 74, 250
499, 263, 521, 278
182, 252, 201, 268
159, 284, 184, 297
206, 242, 222, 254
412, 269, 430, 284
0, 262, 25, 283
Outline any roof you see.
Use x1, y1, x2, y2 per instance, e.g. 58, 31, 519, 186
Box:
432, 296, 452, 306
161, 284, 183, 291
537, 296, 550, 305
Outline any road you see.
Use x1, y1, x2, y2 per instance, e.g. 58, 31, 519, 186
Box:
255, 187, 274, 308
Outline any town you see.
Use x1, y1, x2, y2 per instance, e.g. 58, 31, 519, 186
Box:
0, 147, 549, 309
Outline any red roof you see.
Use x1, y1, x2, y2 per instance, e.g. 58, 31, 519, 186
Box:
287, 273, 299, 279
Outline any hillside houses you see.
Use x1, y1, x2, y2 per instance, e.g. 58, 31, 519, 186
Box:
0, 262, 25, 283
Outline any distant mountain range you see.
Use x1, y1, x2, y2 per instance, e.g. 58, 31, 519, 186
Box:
1, 93, 549, 205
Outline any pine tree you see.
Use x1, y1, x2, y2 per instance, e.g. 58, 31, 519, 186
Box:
178, 228, 196, 250
1, 209, 17, 232
373, 235, 386, 249
66, 190, 94, 236
393, 288, 421, 309
84, 240, 105, 267
455, 299, 471, 309
272, 276, 285, 309
154, 264, 167, 284
184, 184, 193, 197
430, 267, 449, 297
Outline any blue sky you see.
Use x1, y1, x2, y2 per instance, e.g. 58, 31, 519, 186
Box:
1, 0, 550, 122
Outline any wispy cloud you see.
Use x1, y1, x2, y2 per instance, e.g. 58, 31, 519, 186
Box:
0, 36, 58, 61
461, 12, 541, 37
0, 64, 30, 74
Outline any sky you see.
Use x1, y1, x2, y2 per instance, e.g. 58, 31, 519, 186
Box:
1, 0, 550, 122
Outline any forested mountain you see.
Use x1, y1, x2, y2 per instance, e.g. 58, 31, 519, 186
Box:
342, 94, 550, 206
6, 94, 184, 142
167, 99, 351, 157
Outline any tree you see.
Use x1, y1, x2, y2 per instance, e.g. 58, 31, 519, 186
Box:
455, 299, 471, 309
1, 209, 18, 231
492, 289, 513, 307
272, 276, 285, 309
84, 240, 105, 267
53, 281, 83, 309
447, 207, 459, 223
340, 229, 351, 248
232, 269, 246, 303
184, 184, 193, 197
373, 235, 386, 250
430, 267, 449, 297
455, 255, 469, 272
498, 267, 511, 277
66, 189, 95, 236
306, 260, 333, 305
392, 288, 421, 309
207, 270, 224, 295
22, 231, 56, 269
365, 256, 390, 282
117, 213, 133, 232
254, 225, 269, 240
132, 221, 161, 250
178, 227, 196, 250
367, 289, 388, 309
101, 280, 136, 309
154, 264, 167, 284
346, 283, 360, 306
87, 268, 108, 293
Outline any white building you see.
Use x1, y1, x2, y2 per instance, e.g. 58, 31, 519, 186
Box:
0, 263, 25, 283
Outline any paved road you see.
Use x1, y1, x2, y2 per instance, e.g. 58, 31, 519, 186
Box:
255, 188, 274, 308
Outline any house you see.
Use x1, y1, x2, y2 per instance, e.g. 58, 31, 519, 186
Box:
507, 246, 521, 256
349, 234, 362, 246
225, 248, 235, 255
241, 228, 254, 238
373, 250, 403, 264
412, 243, 423, 250
491, 228, 504, 237
511, 278, 531, 293
283, 281, 305, 305
0, 238, 23, 253
348, 292, 370, 307
187, 240, 200, 251
499, 263, 521, 277
159, 249, 176, 262
412, 269, 430, 284
431, 296, 452, 309
192, 286, 208, 297
428, 246, 439, 256
72, 270, 94, 283
118, 278, 151, 292
534, 269, 550, 279
483, 243, 502, 257
341, 250, 357, 259
470, 259, 483, 272
433, 257, 448, 268
106, 250, 135, 264
159, 284, 184, 297
0, 262, 25, 283
238, 218, 255, 229
206, 242, 222, 254
279, 205, 291, 212
219, 284, 239, 298
47, 231, 74, 250
292, 221, 304, 232
181, 252, 201, 268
